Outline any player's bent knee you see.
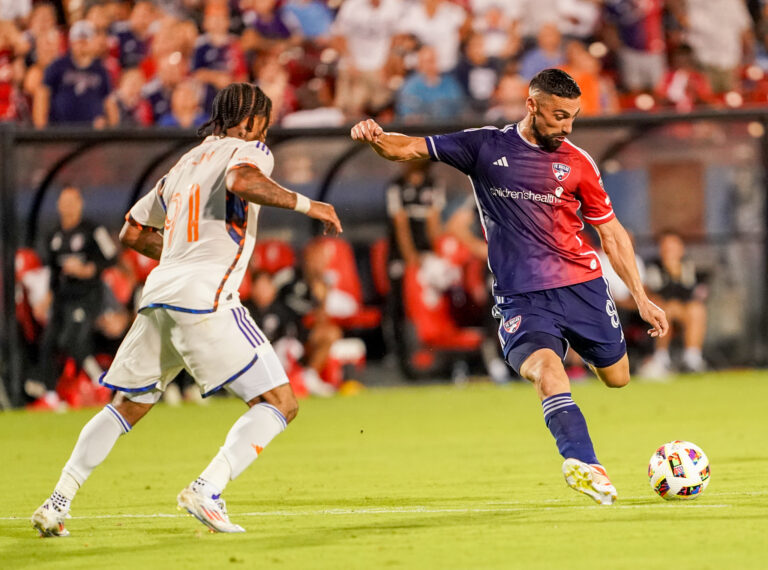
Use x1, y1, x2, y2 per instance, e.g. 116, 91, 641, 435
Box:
595, 355, 630, 388
111, 392, 154, 426
604, 374, 630, 388
520, 350, 570, 397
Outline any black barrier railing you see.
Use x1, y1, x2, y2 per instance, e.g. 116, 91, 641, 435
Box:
2, 108, 768, 407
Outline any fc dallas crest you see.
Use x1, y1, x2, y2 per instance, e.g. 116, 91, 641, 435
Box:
552, 162, 571, 182
503, 315, 522, 334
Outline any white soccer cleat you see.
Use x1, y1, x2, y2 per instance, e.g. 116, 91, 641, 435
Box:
562, 458, 618, 505
177, 486, 245, 533
31, 498, 71, 537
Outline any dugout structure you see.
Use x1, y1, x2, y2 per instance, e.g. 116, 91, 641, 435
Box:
1, 110, 767, 408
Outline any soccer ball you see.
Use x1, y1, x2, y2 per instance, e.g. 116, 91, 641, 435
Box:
648, 440, 710, 500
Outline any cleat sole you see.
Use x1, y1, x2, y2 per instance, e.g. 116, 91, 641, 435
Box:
563, 458, 617, 505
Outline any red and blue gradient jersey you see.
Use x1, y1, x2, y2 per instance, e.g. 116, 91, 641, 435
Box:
425, 124, 615, 296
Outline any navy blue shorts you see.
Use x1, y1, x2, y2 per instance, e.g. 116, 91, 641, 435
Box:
494, 277, 626, 374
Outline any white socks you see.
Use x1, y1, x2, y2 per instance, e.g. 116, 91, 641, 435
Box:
198, 403, 287, 495
54, 404, 131, 501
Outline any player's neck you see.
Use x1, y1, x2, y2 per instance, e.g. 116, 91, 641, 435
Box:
517, 115, 539, 147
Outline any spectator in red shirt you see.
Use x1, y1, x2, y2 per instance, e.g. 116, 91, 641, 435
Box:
0, 20, 25, 122
655, 44, 715, 113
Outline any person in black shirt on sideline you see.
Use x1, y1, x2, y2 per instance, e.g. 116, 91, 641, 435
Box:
641, 230, 708, 377
26, 186, 117, 409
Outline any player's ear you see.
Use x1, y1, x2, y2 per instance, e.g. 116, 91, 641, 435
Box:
526, 96, 537, 115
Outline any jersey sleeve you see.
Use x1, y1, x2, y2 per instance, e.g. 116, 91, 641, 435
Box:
425, 128, 489, 175
576, 150, 615, 225
226, 140, 275, 177
127, 178, 166, 230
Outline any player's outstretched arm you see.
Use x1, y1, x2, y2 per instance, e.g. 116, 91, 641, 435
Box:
119, 221, 163, 260
594, 218, 669, 338
350, 119, 430, 162
226, 166, 342, 235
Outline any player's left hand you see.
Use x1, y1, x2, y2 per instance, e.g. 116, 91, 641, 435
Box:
307, 200, 343, 236
637, 298, 669, 338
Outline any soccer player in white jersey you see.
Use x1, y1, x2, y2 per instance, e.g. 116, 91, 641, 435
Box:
31, 83, 342, 536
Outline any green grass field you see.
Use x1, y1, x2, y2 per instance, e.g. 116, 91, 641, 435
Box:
2, 371, 767, 569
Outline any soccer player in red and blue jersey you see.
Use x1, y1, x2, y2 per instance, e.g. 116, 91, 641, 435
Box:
351, 69, 669, 504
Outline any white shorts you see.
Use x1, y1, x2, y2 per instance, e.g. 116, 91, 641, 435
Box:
100, 305, 288, 401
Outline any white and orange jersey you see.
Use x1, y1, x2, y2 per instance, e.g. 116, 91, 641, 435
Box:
127, 135, 274, 313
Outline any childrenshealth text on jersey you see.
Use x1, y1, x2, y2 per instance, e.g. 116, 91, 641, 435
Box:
127, 135, 274, 313
426, 123, 614, 296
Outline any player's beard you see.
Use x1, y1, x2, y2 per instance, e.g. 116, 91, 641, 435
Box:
531, 115, 565, 152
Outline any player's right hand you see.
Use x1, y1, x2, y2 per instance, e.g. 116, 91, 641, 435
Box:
308, 200, 343, 236
638, 298, 669, 338
350, 119, 384, 143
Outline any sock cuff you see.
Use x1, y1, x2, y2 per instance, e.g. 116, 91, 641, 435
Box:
542, 393, 577, 423
104, 404, 132, 434
257, 403, 288, 430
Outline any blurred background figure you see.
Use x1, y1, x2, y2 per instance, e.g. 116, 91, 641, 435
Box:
331, 0, 402, 120
470, 1, 520, 61
157, 78, 206, 128
105, 67, 153, 126
141, 50, 188, 124
192, 3, 247, 113
281, 0, 334, 43
110, 0, 155, 70
562, 40, 619, 115
396, 45, 464, 123
26, 187, 117, 410
398, 0, 469, 74
33, 20, 112, 128
385, 161, 445, 370
641, 231, 709, 378
654, 44, 715, 113
485, 71, 527, 122
0, 20, 26, 122
519, 23, 564, 80
241, 0, 300, 58
682, 0, 753, 94
603, 0, 667, 93
454, 31, 502, 116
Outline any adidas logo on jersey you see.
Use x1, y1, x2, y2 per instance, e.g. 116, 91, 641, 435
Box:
493, 157, 509, 167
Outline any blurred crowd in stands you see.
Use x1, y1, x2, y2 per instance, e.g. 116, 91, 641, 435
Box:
0, 0, 766, 129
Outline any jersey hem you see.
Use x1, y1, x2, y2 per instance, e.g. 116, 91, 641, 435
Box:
98, 371, 157, 394
139, 303, 215, 314
493, 274, 604, 298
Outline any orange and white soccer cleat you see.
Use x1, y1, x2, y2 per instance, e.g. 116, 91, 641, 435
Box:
562, 458, 618, 505
31, 497, 71, 537
177, 486, 245, 533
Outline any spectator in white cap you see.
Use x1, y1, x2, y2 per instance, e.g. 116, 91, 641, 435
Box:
33, 20, 112, 128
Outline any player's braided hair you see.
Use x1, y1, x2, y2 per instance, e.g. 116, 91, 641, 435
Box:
529, 69, 581, 99
197, 83, 273, 137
